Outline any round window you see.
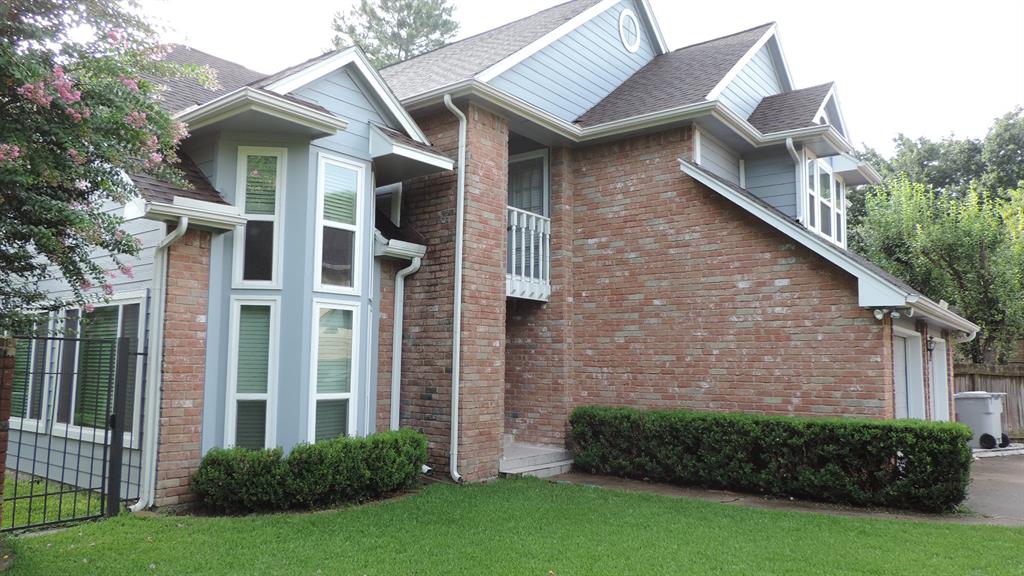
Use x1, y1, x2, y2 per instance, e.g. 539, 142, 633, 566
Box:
618, 9, 641, 53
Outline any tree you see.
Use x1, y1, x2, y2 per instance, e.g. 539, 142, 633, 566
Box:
0, 0, 205, 333
982, 108, 1024, 192
854, 178, 1024, 363
332, 0, 458, 68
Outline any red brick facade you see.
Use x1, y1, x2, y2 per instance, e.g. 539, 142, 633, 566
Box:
154, 228, 212, 507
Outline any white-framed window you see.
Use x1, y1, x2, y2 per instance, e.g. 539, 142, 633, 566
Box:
930, 337, 951, 421
234, 146, 286, 289
893, 326, 926, 419
308, 301, 359, 442
618, 8, 641, 53
803, 152, 846, 247
507, 150, 549, 216
225, 296, 279, 449
10, 315, 53, 433
45, 291, 147, 446
315, 153, 364, 294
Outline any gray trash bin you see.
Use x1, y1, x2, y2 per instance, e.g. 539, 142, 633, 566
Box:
954, 391, 1007, 449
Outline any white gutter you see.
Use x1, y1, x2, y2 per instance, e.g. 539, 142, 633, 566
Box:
443, 94, 466, 484
389, 255, 422, 430
175, 87, 348, 135
130, 216, 189, 512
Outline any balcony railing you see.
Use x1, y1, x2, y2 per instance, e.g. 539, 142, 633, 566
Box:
506, 206, 550, 301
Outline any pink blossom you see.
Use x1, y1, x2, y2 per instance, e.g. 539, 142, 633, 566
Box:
80, 107, 91, 119
68, 148, 86, 165
0, 143, 20, 164
125, 110, 147, 129
119, 264, 135, 279
17, 82, 52, 108
50, 65, 81, 104
79, 279, 93, 290
148, 44, 172, 61
102, 283, 114, 296
65, 107, 83, 122
170, 121, 189, 144
83, 303, 95, 313
118, 75, 140, 92
106, 28, 126, 45
146, 152, 163, 168
75, 180, 89, 190
144, 134, 159, 153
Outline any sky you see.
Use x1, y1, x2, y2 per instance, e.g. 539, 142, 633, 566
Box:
142, 0, 1024, 156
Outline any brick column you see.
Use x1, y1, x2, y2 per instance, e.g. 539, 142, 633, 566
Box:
154, 228, 212, 507
0, 339, 13, 528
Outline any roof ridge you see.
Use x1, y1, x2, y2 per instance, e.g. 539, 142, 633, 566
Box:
671, 21, 775, 52
380, 0, 596, 71
250, 46, 352, 88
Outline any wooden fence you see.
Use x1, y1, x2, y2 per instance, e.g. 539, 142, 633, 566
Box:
954, 364, 1024, 440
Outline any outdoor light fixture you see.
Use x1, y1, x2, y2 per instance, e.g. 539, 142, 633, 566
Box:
927, 335, 936, 352
873, 308, 887, 321
891, 311, 901, 320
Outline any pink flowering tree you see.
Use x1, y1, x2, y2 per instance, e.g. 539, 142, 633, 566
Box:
0, 0, 210, 332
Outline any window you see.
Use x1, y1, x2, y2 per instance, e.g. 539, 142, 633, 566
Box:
804, 153, 846, 247
226, 298, 278, 449
618, 8, 641, 53
235, 147, 286, 287
11, 317, 51, 426
315, 154, 363, 293
508, 151, 548, 216
309, 303, 358, 442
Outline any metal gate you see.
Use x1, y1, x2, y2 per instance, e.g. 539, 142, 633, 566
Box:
2, 330, 144, 531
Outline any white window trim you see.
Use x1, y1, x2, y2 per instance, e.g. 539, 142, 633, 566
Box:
308, 300, 360, 442
803, 151, 846, 248
618, 8, 642, 54
233, 146, 287, 290
47, 290, 147, 448
224, 295, 280, 449
929, 336, 951, 421
314, 152, 365, 295
508, 149, 550, 217
893, 326, 926, 420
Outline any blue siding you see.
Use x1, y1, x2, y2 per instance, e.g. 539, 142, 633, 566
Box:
720, 44, 783, 119
489, 0, 656, 122
295, 66, 389, 161
699, 132, 740, 185
744, 149, 797, 217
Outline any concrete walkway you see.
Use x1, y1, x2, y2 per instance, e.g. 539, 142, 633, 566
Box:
966, 455, 1024, 525
553, 457, 1024, 527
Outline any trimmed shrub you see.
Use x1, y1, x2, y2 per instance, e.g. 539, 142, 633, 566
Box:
570, 406, 973, 512
192, 429, 428, 513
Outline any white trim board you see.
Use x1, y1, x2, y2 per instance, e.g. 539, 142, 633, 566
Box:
262, 47, 429, 145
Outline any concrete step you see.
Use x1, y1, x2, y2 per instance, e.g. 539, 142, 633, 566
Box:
499, 459, 573, 479
500, 445, 572, 469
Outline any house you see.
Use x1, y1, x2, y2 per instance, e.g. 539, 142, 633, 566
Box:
7, 0, 978, 507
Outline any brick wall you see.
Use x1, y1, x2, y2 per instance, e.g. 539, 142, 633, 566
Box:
154, 228, 212, 507
376, 259, 399, 433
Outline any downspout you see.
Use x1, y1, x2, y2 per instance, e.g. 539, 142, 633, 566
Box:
390, 256, 422, 430
443, 93, 466, 484
130, 216, 189, 512
785, 138, 802, 223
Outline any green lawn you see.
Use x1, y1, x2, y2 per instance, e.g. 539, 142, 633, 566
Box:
6, 477, 1023, 576
3, 476, 102, 531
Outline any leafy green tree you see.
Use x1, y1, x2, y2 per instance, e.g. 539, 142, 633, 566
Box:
332, 0, 459, 68
855, 178, 1024, 363
0, 0, 204, 333
981, 108, 1024, 192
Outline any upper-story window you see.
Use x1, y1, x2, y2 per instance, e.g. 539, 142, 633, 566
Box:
315, 153, 363, 293
235, 147, 286, 288
618, 8, 641, 54
804, 153, 845, 247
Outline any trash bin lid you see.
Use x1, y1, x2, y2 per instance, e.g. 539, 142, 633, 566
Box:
954, 391, 993, 398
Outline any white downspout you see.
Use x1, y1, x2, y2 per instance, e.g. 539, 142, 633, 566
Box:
785, 138, 802, 223
390, 256, 422, 430
443, 93, 466, 484
130, 216, 189, 512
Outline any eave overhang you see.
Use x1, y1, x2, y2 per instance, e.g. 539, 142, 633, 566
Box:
369, 124, 454, 186
125, 195, 246, 231
175, 87, 348, 137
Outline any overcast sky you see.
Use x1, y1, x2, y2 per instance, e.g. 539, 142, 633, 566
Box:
143, 0, 1024, 156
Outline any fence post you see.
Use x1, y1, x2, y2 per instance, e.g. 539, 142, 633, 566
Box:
0, 339, 14, 530
105, 337, 129, 517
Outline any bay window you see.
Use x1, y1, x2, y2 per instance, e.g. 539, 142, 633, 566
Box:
309, 303, 358, 442
235, 147, 285, 287
226, 297, 278, 450
804, 153, 846, 247
315, 154, 363, 293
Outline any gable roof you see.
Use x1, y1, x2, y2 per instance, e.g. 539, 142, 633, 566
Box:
150, 45, 266, 113
575, 23, 774, 127
132, 153, 225, 205
379, 0, 604, 100
677, 158, 978, 335
746, 82, 833, 134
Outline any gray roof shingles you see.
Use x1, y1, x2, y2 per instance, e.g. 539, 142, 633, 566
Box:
147, 45, 266, 112
379, 0, 603, 100
575, 23, 773, 127
132, 154, 226, 205
746, 82, 833, 134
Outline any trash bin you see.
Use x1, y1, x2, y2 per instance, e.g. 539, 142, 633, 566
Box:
954, 391, 1008, 449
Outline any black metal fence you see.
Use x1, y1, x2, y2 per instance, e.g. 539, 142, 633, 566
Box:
2, 330, 144, 531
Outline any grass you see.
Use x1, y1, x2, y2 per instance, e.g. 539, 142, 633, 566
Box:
6, 477, 1024, 576
3, 476, 103, 531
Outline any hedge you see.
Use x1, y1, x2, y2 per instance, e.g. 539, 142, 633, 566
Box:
192, 429, 428, 513
570, 406, 973, 512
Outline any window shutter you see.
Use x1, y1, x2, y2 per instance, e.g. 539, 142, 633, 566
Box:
323, 163, 358, 225
75, 306, 119, 428
244, 155, 278, 215
236, 305, 270, 394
